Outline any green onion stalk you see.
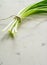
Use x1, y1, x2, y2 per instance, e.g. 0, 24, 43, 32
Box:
3, 0, 47, 37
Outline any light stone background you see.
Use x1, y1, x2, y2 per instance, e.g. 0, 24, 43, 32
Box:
0, 0, 47, 65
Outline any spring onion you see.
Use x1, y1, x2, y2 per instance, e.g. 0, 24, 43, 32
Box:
3, 0, 47, 37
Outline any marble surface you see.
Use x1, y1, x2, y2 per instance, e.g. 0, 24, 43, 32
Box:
0, 0, 47, 65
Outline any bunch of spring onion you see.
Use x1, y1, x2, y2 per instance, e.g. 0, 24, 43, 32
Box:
3, 0, 47, 37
